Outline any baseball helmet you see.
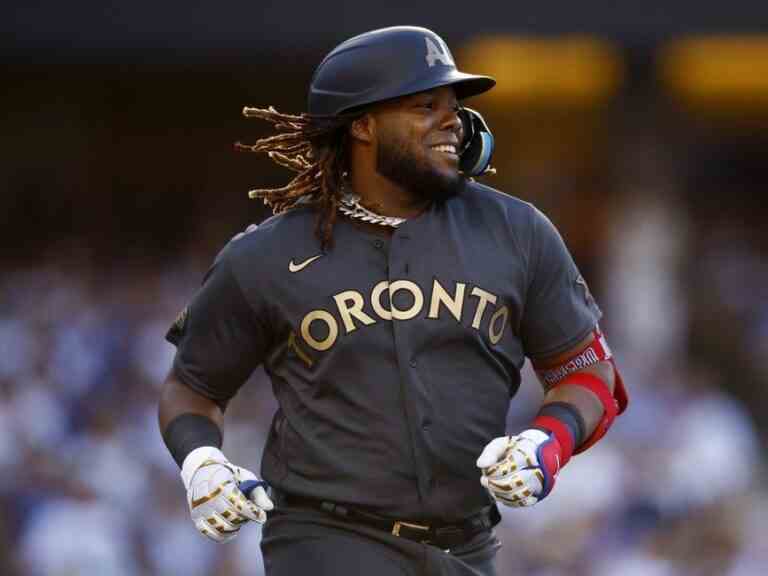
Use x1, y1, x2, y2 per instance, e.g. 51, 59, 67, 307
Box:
308, 26, 497, 176
308, 26, 495, 116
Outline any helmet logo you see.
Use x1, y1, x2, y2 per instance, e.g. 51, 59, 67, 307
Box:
424, 36, 454, 67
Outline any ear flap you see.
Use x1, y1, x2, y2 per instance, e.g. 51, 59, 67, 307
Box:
458, 107, 495, 177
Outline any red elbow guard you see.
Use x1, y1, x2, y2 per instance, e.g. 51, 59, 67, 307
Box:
553, 369, 628, 454
533, 327, 629, 453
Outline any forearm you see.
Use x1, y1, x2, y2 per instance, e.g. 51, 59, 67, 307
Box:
158, 369, 225, 467
159, 370, 224, 431
540, 361, 615, 439
479, 338, 627, 507
157, 368, 273, 542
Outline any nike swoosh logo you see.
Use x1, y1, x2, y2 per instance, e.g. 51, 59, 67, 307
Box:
289, 254, 323, 273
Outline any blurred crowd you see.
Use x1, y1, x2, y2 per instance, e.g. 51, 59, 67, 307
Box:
1, 183, 767, 575
3, 3, 768, 571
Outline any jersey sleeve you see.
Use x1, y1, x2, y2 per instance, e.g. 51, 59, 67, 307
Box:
520, 207, 602, 360
165, 246, 271, 408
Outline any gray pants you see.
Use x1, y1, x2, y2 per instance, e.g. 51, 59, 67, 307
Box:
261, 505, 501, 576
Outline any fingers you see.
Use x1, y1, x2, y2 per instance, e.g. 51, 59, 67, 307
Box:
249, 485, 275, 512
189, 473, 272, 542
186, 457, 274, 543
478, 433, 548, 508
475, 436, 511, 468
223, 484, 266, 524
496, 491, 539, 508
486, 469, 543, 494
233, 466, 258, 483
233, 467, 273, 517
485, 469, 543, 507
484, 447, 539, 481
195, 515, 239, 543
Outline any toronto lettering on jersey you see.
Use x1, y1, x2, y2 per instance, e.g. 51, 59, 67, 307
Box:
298, 278, 509, 352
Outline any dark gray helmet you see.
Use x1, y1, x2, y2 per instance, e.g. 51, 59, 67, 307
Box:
308, 26, 496, 116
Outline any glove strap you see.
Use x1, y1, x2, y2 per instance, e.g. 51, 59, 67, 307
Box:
519, 429, 561, 498
181, 446, 229, 491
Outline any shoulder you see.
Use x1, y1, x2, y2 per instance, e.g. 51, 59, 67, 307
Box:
456, 180, 538, 225
448, 180, 543, 248
213, 205, 317, 269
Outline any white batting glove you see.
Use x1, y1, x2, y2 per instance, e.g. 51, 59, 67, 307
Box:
476, 430, 562, 507
181, 447, 274, 543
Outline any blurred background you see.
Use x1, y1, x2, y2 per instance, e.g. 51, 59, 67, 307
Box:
2, 1, 767, 575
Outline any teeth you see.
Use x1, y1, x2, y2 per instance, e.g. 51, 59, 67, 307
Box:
431, 144, 456, 154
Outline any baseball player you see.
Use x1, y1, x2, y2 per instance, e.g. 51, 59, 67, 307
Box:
159, 26, 628, 576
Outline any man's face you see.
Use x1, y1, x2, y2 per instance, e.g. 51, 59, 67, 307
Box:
372, 86, 466, 201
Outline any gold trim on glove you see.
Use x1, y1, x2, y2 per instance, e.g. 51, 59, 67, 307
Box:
191, 485, 224, 508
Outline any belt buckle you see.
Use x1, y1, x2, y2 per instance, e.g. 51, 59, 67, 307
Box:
392, 520, 430, 538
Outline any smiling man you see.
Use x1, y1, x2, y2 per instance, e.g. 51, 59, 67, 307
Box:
158, 26, 628, 576
361, 86, 466, 205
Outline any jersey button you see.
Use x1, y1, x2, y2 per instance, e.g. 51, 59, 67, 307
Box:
409, 358, 417, 368
422, 418, 432, 431
373, 239, 384, 249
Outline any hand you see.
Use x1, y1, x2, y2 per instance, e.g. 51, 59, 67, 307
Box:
475, 430, 562, 507
181, 447, 274, 543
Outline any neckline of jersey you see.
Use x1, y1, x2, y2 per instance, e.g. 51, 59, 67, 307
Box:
338, 198, 436, 241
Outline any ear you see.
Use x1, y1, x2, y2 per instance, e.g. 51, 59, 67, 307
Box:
349, 114, 375, 144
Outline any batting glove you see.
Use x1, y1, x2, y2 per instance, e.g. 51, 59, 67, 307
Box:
476, 430, 562, 507
181, 447, 274, 543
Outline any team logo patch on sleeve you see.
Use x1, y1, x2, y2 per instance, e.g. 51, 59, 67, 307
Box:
165, 306, 189, 344
575, 274, 595, 306
174, 307, 189, 332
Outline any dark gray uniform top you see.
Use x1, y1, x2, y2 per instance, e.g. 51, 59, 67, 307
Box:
167, 181, 601, 523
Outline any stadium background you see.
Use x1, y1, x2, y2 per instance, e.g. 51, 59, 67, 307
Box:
2, 1, 767, 574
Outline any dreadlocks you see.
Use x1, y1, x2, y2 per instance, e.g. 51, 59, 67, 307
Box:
235, 106, 355, 250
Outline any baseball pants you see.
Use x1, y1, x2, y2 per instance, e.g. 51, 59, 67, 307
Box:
261, 504, 501, 576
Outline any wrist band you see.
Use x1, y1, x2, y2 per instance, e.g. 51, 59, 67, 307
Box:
532, 402, 586, 467
538, 402, 586, 446
162, 413, 223, 468
556, 372, 619, 454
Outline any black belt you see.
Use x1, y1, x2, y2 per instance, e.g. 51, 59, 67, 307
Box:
274, 491, 501, 550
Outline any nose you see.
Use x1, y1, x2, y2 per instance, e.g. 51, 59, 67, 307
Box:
440, 108, 463, 140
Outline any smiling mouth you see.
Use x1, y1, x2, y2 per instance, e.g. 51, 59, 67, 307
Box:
430, 144, 459, 163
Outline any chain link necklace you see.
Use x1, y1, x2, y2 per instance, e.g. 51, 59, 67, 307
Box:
338, 193, 407, 228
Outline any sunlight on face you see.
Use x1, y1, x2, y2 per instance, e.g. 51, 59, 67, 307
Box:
373, 86, 466, 202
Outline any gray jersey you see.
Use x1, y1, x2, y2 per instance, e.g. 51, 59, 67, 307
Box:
166, 181, 601, 522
